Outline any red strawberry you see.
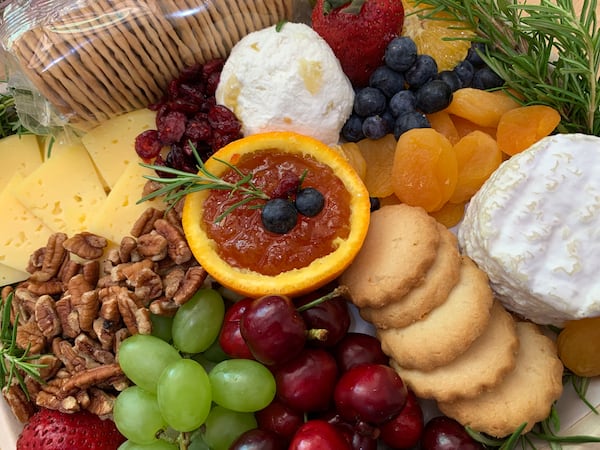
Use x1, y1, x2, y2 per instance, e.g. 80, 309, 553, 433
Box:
17, 408, 126, 450
312, 0, 405, 87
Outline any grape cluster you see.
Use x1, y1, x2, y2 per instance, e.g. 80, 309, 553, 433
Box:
134, 59, 243, 175
342, 37, 504, 142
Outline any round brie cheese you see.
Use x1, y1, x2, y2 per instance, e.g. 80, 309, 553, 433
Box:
458, 133, 600, 326
215, 22, 354, 145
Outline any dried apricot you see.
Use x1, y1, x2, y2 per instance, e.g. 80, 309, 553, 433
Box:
354, 134, 398, 198
445, 88, 521, 128
450, 114, 496, 139
334, 142, 368, 180
428, 111, 460, 144
557, 317, 600, 377
496, 105, 561, 156
429, 201, 466, 228
391, 128, 458, 212
449, 131, 503, 204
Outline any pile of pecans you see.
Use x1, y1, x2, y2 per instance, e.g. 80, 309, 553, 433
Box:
2, 199, 208, 423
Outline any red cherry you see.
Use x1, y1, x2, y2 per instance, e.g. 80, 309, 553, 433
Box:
379, 390, 424, 449
334, 363, 408, 425
219, 297, 254, 359
255, 399, 304, 442
421, 416, 485, 450
333, 332, 388, 372
240, 295, 307, 365
295, 290, 351, 348
274, 348, 338, 413
289, 420, 352, 450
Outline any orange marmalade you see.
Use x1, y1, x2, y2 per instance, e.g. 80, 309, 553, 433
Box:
201, 149, 352, 276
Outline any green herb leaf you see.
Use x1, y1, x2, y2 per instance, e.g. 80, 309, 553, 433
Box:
412, 0, 600, 135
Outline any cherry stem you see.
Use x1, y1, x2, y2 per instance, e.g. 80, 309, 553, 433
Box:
296, 285, 349, 313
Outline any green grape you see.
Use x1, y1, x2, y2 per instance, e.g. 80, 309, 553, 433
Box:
118, 439, 178, 450
209, 359, 276, 412
113, 386, 167, 444
157, 358, 212, 432
201, 405, 257, 450
202, 338, 230, 363
118, 334, 181, 393
150, 314, 173, 342
172, 288, 225, 353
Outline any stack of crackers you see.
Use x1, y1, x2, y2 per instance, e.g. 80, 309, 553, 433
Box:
341, 204, 564, 438
8, 0, 292, 125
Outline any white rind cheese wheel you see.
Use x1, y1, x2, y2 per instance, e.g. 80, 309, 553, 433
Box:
458, 133, 600, 326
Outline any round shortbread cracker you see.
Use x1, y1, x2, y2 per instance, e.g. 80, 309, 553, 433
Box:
341, 204, 441, 309
360, 224, 461, 329
390, 302, 519, 401
378, 256, 494, 371
438, 322, 564, 437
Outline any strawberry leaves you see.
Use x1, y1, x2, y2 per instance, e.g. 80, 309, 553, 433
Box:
323, 0, 367, 14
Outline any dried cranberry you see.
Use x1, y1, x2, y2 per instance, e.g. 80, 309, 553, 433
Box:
167, 78, 180, 100
185, 116, 212, 142
271, 172, 301, 199
167, 144, 197, 173
158, 110, 187, 145
168, 98, 201, 115
152, 154, 174, 178
178, 63, 203, 83
135, 129, 162, 161
203, 58, 225, 79
210, 130, 240, 151
205, 71, 221, 96
179, 83, 207, 106
208, 105, 242, 134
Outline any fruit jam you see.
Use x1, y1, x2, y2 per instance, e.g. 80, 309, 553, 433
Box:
202, 150, 351, 275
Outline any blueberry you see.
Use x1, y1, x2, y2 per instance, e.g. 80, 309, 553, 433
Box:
369, 197, 381, 212
362, 115, 390, 140
354, 87, 387, 117
453, 60, 474, 88
385, 36, 418, 72
471, 67, 504, 90
341, 114, 365, 142
437, 70, 462, 92
415, 80, 453, 114
389, 90, 417, 117
295, 187, 325, 217
466, 42, 487, 68
405, 54, 438, 88
262, 198, 298, 234
369, 66, 405, 98
394, 112, 431, 139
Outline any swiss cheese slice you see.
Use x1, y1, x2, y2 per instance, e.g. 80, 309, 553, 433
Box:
88, 161, 165, 245
0, 172, 53, 271
13, 143, 107, 235
0, 134, 42, 192
81, 109, 157, 188
0, 263, 29, 286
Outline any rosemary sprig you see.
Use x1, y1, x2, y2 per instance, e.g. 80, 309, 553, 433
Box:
0, 91, 28, 138
0, 292, 46, 399
139, 143, 269, 222
412, 0, 600, 135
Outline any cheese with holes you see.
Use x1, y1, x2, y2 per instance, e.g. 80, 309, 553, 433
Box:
0, 263, 29, 286
88, 161, 165, 244
13, 143, 107, 235
82, 109, 157, 188
0, 134, 42, 192
458, 133, 600, 326
0, 172, 53, 272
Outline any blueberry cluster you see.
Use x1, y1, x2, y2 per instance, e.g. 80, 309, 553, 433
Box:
262, 187, 325, 234
341, 37, 504, 142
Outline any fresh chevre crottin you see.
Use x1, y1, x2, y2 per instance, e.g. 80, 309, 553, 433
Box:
215, 22, 354, 145
458, 133, 600, 326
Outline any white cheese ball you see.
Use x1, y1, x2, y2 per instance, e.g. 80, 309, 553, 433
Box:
458, 133, 600, 326
215, 22, 354, 145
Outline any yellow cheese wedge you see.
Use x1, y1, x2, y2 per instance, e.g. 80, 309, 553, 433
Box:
87, 161, 165, 245
0, 172, 53, 271
0, 134, 42, 192
13, 143, 107, 235
81, 109, 157, 188
0, 263, 29, 287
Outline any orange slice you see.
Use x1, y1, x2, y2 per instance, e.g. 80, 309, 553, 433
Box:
402, 0, 475, 71
182, 131, 371, 298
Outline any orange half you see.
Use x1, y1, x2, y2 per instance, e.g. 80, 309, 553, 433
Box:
182, 131, 371, 298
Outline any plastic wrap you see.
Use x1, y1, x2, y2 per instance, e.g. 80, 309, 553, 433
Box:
0, 0, 296, 130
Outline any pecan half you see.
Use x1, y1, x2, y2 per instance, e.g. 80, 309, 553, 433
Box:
173, 266, 207, 305
34, 295, 62, 339
30, 233, 68, 282
63, 232, 108, 260
131, 207, 164, 237
153, 219, 192, 265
